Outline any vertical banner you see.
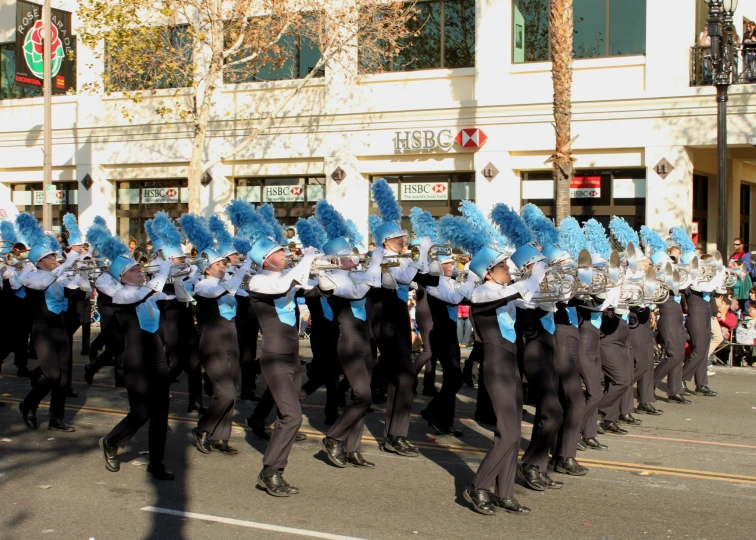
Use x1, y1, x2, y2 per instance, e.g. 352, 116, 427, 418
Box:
15, 0, 75, 94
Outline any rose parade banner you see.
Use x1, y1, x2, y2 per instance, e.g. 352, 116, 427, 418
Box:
15, 1, 74, 94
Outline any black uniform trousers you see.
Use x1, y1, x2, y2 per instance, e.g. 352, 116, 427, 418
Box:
412, 285, 436, 390
236, 295, 260, 395
87, 293, 126, 381
159, 299, 202, 404
64, 288, 91, 388
23, 327, 70, 421
553, 326, 585, 459
683, 290, 712, 388
577, 323, 602, 439
653, 296, 685, 398
624, 307, 653, 411
597, 312, 631, 423
0, 282, 31, 368
106, 304, 170, 465
366, 289, 386, 396
327, 300, 374, 452
517, 308, 562, 472
259, 352, 303, 469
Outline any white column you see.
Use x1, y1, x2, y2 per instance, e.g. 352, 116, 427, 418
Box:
199, 164, 234, 218
324, 156, 369, 242
474, 0, 512, 106
644, 146, 693, 234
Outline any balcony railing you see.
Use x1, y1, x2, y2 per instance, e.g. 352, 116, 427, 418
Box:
690, 44, 756, 87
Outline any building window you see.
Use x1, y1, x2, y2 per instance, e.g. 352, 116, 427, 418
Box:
105, 26, 192, 92
740, 183, 750, 246
692, 174, 708, 247
512, 0, 646, 63
234, 177, 325, 227
10, 182, 78, 231
362, 0, 475, 72
368, 173, 473, 236
1, 41, 77, 99
115, 179, 189, 244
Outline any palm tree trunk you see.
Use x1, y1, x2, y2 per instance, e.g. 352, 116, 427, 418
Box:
549, 0, 574, 224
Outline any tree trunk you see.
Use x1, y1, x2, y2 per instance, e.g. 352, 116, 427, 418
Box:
549, 0, 574, 225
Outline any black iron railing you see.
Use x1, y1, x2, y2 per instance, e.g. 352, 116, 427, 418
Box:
690, 44, 756, 86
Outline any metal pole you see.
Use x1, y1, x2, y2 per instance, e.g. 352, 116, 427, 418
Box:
716, 84, 729, 257
42, 0, 52, 231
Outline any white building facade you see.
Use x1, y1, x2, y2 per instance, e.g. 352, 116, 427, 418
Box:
1, 0, 756, 254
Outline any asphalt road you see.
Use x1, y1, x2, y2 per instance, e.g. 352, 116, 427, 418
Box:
1, 331, 756, 540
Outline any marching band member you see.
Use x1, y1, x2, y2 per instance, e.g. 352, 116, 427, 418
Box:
0, 221, 33, 377
371, 180, 440, 457
228, 199, 333, 497
441, 214, 539, 516
16, 213, 81, 432
149, 212, 205, 413
180, 213, 252, 455
674, 227, 718, 397
522, 205, 589, 476
642, 226, 691, 405
92, 226, 175, 480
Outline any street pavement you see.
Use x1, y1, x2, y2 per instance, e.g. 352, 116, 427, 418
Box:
1, 330, 756, 540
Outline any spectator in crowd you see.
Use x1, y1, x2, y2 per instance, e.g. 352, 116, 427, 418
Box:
712, 294, 739, 364
146, 240, 153, 254
729, 238, 753, 304
457, 304, 472, 349
128, 237, 137, 253
733, 300, 756, 366
297, 297, 310, 339
743, 20, 756, 82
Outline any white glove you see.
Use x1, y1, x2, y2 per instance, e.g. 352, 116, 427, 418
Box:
368, 247, 385, 268
428, 260, 443, 277
157, 257, 172, 272
531, 261, 548, 284
419, 236, 434, 255
466, 270, 480, 283
65, 251, 80, 263
302, 246, 319, 257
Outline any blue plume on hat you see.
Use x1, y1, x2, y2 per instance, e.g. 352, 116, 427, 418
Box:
345, 219, 363, 248
371, 179, 402, 224
307, 216, 327, 247
669, 226, 695, 254
582, 219, 611, 259
558, 217, 589, 259
521, 204, 559, 247
63, 213, 83, 244
490, 204, 534, 248
1, 220, 18, 245
144, 218, 157, 243
315, 200, 349, 241
608, 216, 640, 250
152, 211, 182, 248
227, 199, 272, 244
459, 201, 511, 248
45, 234, 61, 253
179, 213, 215, 253
87, 224, 129, 260
438, 215, 487, 255
368, 214, 381, 242
296, 218, 322, 249
640, 226, 667, 254
16, 213, 47, 248
92, 215, 112, 236
257, 203, 287, 245
409, 208, 439, 241
208, 215, 234, 246
232, 236, 251, 255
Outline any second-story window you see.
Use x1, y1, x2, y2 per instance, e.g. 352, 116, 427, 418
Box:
513, 0, 646, 63
362, 0, 475, 72
1, 41, 76, 100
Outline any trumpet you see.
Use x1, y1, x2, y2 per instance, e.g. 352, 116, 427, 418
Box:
2, 249, 27, 269
618, 267, 657, 307
511, 266, 577, 303
724, 264, 747, 287
311, 256, 343, 272
593, 250, 623, 288
697, 251, 724, 283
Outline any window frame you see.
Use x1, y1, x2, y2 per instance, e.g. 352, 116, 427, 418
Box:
0, 40, 77, 100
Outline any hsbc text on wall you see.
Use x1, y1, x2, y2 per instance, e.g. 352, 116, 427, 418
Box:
569, 176, 601, 199
400, 182, 449, 201
264, 185, 305, 203
393, 130, 454, 153
142, 188, 179, 204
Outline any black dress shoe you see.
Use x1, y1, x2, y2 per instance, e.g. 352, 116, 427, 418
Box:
213, 440, 238, 455
576, 438, 587, 451
422, 386, 438, 397
372, 391, 386, 405
147, 463, 175, 481
240, 391, 260, 401
474, 412, 496, 426
99, 437, 120, 472
596, 420, 606, 435
463, 487, 496, 515
618, 414, 642, 426
635, 402, 663, 415
48, 419, 76, 432
187, 401, 208, 414
247, 416, 270, 440
382, 436, 419, 457
66, 388, 78, 398
490, 494, 530, 516
19, 402, 38, 429
84, 364, 95, 386
257, 467, 293, 497
436, 425, 464, 437
346, 451, 375, 468
89, 348, 98, 363
462, 374, 475, 388
320, 437, 347, 468
30, 368, 41, 388
682, 383, 695, 396
668, 394, 691, 404
602, 421, 628, 434
583, 437, 608, 450
16, 366, 32, 378
193, 428, 213, 454
80, 348, 90, 356
696, 386, 717, 397
549, 456, 589, 476
295, 432, 307, 442
539, 471, 563, 489
325, 414, 338, 426
518, 463, 547, 491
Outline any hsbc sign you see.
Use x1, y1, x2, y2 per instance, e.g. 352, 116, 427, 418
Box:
264, 185, 305, 203
142, 188, 179, 204
400, 182, 449, 201
393, 128, 487, 154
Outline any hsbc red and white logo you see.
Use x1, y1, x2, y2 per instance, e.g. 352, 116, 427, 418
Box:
401, 182, 449, 201
264, 185, 306, 203
142, 188, 180, 204
455, 128, 487, 149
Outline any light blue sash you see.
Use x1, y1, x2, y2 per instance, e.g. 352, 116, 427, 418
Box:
15, 286, 26, 298
350, 299, 367, 321
495, 304, 516, 343
44, 282, 68, 315
540, 311, 555, 335
397, 284, 410, 303
320, 297, 334, 321
703, 292, 711, 302
218, 295, 238, 321
447, 305, 458, 322
274, 291, 296, 327
136, 298, 160, 333
621, 312, 630, 324
590, 312, 602, 329
565, 306, 578, 328
674, 294, 681, 304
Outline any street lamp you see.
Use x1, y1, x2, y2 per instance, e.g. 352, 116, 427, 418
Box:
704, 0, 738, 256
